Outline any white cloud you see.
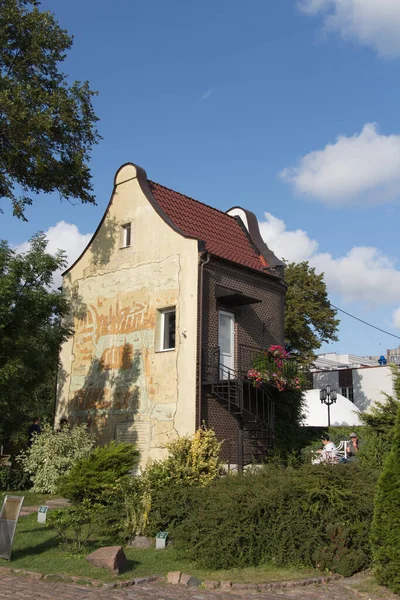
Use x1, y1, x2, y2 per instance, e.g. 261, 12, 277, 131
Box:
280, 123, 400, 207
260, 212, 400, 306
259, 213, 318, 262
15, 221, 92, 289
299, 0, 400, 58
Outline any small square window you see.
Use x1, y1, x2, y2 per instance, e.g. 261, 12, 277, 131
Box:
121, 223, 131, 248
158, 308, 176, 351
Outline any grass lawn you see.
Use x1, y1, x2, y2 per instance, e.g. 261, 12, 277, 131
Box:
0, 491, 54, 507
4, 513, 320, 584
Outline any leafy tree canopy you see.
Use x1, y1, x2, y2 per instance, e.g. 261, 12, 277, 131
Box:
284, 261, 340, 365
0, 234, 71, 446
0, 0, 100, 220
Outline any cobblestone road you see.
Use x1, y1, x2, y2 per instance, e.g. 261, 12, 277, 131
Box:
0, 572, 397, 600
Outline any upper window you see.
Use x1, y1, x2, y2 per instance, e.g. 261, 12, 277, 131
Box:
159, 308, 176, 351
121, 223, 132, 248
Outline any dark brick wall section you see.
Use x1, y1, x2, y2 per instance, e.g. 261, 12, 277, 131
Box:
199, 256, 286, 464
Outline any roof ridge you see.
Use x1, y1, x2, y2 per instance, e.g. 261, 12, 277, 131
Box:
148, 180, 238, 222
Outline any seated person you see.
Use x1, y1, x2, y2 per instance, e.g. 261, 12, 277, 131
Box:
312, 435, 338, 464
342, 432, 360, 462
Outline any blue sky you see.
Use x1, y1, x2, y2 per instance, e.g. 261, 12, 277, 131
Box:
2, 0, 400, 358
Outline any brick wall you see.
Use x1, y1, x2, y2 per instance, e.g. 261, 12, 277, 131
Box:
198, 256, 286, 464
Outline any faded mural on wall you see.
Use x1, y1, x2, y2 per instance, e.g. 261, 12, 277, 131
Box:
65, 255, 181, 456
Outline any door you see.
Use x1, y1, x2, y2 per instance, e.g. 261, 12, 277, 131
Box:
218, 310, 235, 379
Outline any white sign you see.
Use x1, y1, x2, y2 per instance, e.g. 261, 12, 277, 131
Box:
37, 506, 49, 524
156, 531, 168, 550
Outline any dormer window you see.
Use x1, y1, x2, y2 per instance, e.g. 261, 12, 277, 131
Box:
121, 223, 132, 248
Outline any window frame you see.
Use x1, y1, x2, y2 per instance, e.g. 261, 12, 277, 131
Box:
158, 307, 176, 352
121, 223, 132, 248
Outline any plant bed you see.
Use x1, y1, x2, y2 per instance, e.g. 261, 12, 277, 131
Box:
4, 514, 322, 584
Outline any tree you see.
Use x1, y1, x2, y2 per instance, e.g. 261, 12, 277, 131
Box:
0, 0, 100, 220
370, 403, 400, 593
0, 234, 71, 448
284, 261, 339, 365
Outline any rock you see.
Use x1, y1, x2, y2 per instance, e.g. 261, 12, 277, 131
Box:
177, 573, 202, 587
220, 581, 232, 590
167, 571, 181, 584
127, 536, 153, 549
102, 583, 116, 589
203, 580, 219, 590
86, 546, 126, 575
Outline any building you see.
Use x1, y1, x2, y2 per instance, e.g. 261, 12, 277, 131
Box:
387, 347, 400, 365
55, 162, 286, 469
311, 353, 394, 412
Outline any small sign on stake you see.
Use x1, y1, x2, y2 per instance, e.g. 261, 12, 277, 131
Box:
37, 506, 49, 524
156, 531, 168, 550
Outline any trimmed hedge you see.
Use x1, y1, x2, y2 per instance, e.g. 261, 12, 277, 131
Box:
150, 463, 377, 575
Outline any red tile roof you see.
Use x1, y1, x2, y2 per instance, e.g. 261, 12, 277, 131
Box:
148, 181, 267, 272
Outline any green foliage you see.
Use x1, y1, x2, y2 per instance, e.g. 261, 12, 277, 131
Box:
57, 442, 139, 504
0, 235, 71, 447
284, 261, 339, 366
94, 478, 149, 542
0, 457, 31, 491
0, 0, 100, 219
313, 523, 369, 577
357, 366, 400, 469
144, 427, 223, 489
18, 423, 95, 493
274, 387, 307, 454
47, 501, 96, 554
142, 427, 223, 535
168, 464, 376, 572
371, 404, 400, 593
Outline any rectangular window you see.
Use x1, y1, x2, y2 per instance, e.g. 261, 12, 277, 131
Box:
341, 387, 354, 403
159, 308, 176, 351
121, 223, 131, 247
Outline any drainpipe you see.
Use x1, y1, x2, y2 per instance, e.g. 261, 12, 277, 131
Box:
198, 252, 210, 429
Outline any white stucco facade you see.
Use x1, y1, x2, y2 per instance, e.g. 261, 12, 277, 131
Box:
56, 164, 199, 466
312, 365, 394, 412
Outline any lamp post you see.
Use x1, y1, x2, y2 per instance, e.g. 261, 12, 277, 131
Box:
320, 385, 337, 427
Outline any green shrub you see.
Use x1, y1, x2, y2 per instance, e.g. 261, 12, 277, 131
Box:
57, 441, 139, 503
313, 523, 369, 577
0, 458, 32, 491
94, 478, 148, 542
18, 424, 95, 493
371, 404, 400, 593
168, 463, 377, 572
47, 500, 96, 554
141, 427, 223, 535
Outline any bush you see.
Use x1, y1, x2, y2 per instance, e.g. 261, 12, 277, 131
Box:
18, 424, 95, 493
47, 500, 96, 554
57, 441, 139, 503
168, 463, 377, 572
0, 458, 31, 491
142, 427, 223, 535
371, 404, 400, 593
313, 523, 369, 577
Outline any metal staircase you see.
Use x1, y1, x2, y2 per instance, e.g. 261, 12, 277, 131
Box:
203, 347, 275, 467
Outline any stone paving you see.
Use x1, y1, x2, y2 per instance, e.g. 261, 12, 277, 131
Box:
0, 572, 398, 600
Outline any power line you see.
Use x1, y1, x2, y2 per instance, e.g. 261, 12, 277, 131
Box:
330, 304, 400, 342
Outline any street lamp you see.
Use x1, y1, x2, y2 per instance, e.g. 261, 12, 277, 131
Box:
320, 385, 337, 427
